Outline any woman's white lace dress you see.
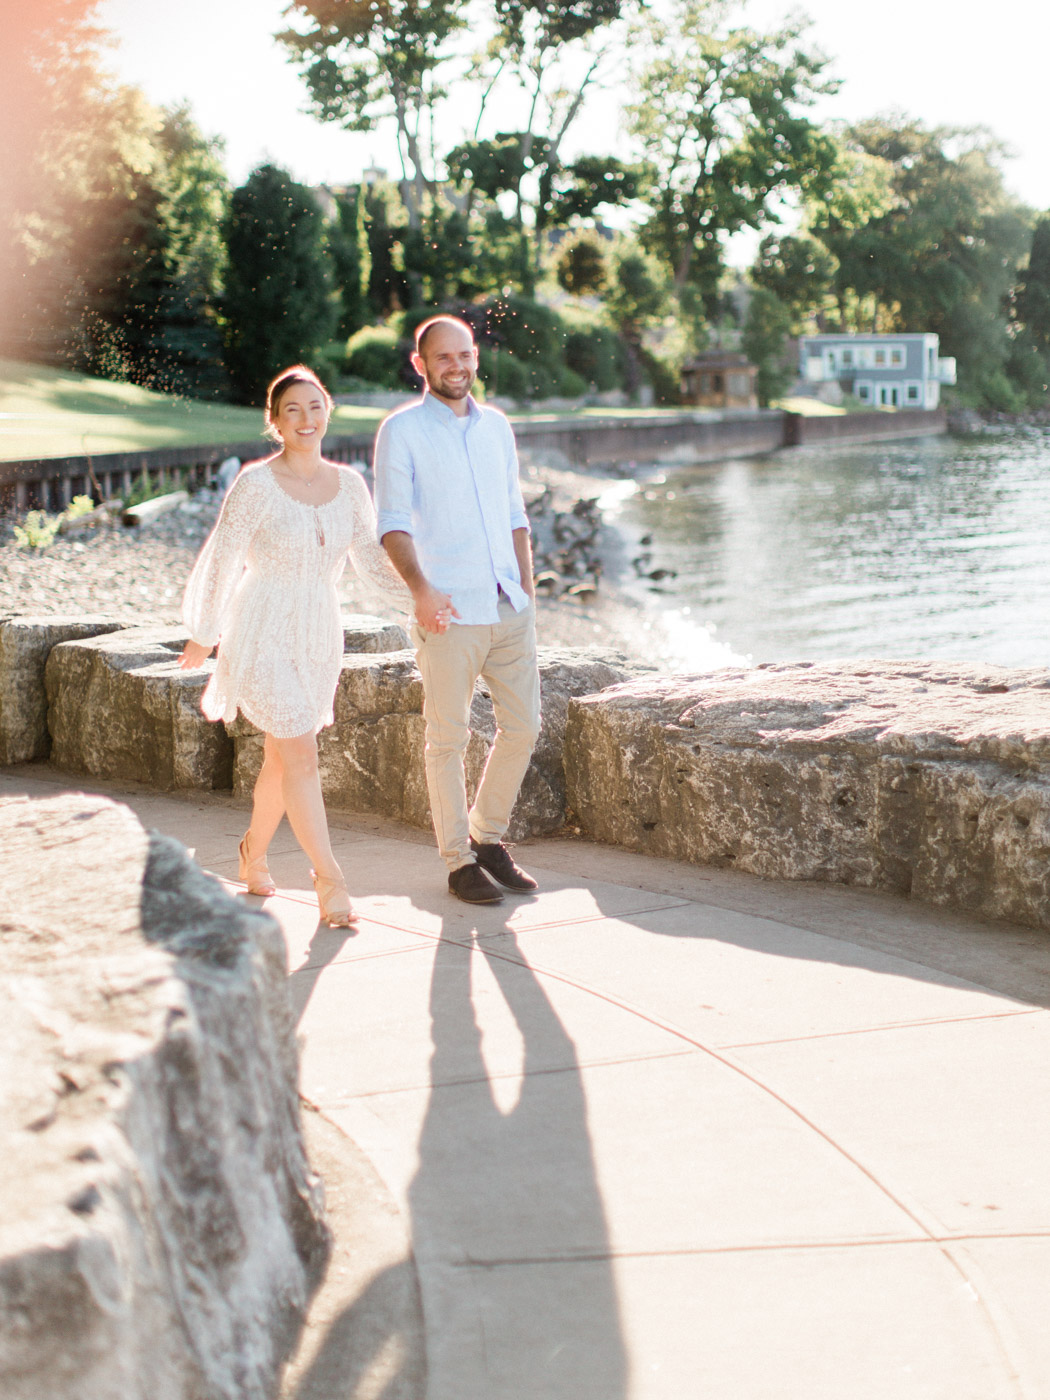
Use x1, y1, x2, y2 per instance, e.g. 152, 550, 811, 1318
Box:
182, 463, 408, 738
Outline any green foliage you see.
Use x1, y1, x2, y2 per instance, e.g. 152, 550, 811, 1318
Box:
627, 1, 839, 311
13, 494, 95, 550
558, 365, 589, 397
124, 470, 189, 507
447, 134, 549, 206
564, 323, 623, 390
222, 163, 336, 404
1014, 215, 1050, 354
555, 232, 608, 296
637, 348, 680, 405
751, 234, 839, 330
279, 0, 465, 229
13, 510, 63, 550
742, 288, 794, 406
818, 120, 1029, 380
2, 14, 230, 402
329, 185, 372, 338
543, 157, 647, 227
344, 325, 407, 389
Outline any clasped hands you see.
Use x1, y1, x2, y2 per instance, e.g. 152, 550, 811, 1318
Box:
415, 582, 459, 634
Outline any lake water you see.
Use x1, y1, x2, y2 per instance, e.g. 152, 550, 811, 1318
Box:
600, 425, 1050, 672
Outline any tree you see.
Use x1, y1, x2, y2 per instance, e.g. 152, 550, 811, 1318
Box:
222, 164, 336, 404
626, 0, 840, 319
751, 233, 838, 330
278, 0, 465, 228
742, 288, 794, 406
136, 107, 230, 397
0, 0, 109, 355
555, 231, 608, 296
604, 243, 667, 395
1014, 215, 1050, 354
279, 0, 627, 294
817, 118, 1032, 403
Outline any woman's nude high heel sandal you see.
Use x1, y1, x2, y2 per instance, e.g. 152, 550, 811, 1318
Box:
238, 832, 276, 897
312, 870, 358, 927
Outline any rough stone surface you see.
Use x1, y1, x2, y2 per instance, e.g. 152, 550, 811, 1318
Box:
564, 660, 1050, 929
0, 616, 125, 764
0, 792, 329, 1400
45, 627, 234, 790
340, 613, 411, 654
233, 646, 637, 839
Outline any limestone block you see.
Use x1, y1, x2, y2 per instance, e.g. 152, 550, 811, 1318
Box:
0, 792, 329, 1400
340, 612, 411, 653
0, 616, 125, 764
45, 627, 233, 790
233, 646, 636, 838
564, 660, 1050, 928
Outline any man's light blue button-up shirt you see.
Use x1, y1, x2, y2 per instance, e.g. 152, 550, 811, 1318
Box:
373, 392, 531, 625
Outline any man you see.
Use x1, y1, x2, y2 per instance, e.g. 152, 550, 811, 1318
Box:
374, 315, 541, 905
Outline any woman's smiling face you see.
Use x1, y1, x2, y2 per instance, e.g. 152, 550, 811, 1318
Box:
273, 381, 330, 445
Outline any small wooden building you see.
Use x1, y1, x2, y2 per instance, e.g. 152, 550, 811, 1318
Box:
680, 352, 758, 409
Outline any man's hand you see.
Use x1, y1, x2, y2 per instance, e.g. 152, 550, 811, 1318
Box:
414, 582, 460, 634
178, 639, 213, 669
382, 530, 460, 634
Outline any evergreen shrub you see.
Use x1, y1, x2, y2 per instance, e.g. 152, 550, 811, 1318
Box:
564, 324, 623, 390
344, 325, 405, 388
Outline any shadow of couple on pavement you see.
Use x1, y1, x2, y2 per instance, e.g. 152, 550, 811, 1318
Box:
287, 917, 628, 1400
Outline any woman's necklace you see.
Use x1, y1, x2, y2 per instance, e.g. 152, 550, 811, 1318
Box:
277, 457, 325, 546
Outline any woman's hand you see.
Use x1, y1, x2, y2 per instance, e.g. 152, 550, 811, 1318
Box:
414, 582, 459, 634
178, 639, 213, 670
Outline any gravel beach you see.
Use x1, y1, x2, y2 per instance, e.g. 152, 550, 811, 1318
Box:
0, 459, 683, 663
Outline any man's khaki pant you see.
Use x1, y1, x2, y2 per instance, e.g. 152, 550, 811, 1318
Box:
411, 599, 541, 871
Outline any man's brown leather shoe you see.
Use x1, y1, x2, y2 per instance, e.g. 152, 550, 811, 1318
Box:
448, 860, 504, 905
470, 839, 538, 891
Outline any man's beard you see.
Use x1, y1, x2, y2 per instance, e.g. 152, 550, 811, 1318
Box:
431, 369, 475, 399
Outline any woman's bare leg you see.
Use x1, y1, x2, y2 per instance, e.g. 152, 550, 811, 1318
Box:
246, 733, 287, 858
271, 731, 343, 882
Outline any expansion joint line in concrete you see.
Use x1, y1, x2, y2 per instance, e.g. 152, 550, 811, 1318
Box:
451, 1227, 1050, 1269
421, 927, 1034, 1398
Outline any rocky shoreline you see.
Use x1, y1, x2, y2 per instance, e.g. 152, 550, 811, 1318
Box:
0, 458, 687, 664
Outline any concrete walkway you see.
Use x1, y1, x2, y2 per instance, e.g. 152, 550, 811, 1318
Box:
6, 766, 1050, 1400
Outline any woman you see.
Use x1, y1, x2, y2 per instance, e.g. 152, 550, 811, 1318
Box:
178, 365, 410, 926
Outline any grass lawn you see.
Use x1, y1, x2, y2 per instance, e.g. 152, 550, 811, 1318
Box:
0, 360, 384, 463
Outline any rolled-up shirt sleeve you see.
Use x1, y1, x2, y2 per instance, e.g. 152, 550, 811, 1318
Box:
504, 421, 529, 533
374, 415, 416, 542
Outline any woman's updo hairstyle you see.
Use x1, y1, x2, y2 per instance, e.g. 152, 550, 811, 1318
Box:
264, 365, 333, 442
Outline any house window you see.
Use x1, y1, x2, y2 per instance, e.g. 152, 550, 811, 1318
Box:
841, 348, 854, 367
890, 347, 905, 367
906, 383, 921, 402
856, 381, 872, 402
874, 348, 887, 366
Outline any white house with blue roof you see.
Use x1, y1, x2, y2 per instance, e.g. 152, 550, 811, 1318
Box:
799, 333, 956, 409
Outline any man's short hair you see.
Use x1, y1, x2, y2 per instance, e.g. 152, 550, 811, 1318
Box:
415, 315, 475, 356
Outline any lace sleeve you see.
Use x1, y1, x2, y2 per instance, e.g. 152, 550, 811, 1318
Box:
344, 469, 413, 604
181, 473, 260, 647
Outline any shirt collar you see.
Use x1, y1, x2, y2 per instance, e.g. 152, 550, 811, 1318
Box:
422, 390, 480, 425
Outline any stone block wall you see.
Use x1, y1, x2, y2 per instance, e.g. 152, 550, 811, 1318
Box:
232, 646, 636, 839
6, 613, 1050, 930
0, 792, 329, 1400
564, 660, 1050, 929
0, 616, 125, 764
